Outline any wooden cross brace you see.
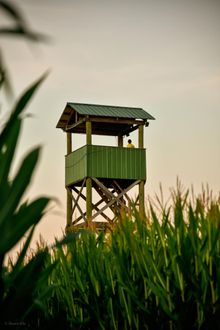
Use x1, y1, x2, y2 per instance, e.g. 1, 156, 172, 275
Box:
68, 178, 141, 227
71, 186, 112, 224
91, 178, 140, 221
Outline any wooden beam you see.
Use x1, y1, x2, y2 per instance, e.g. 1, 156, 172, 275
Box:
112, 180, 132, 204
134, 195, 139, 206
66, 188, 73, 227
66, 132, 72, 154
92, 178, 113, 199
86, 120, 92, 145
72, 188, 112, 223
86, 177, 92, 222
65, 118, 86, 131
92, 178, 128, 211
90, 117, 144, 126
121, 124, 139, 137
138, 124, 145, 218
70, 191, 86, 222
139, 181, 145, 218
86, 119, 92, 222
66, 108, 75, 126
66, 127, 130, 136
138, 124, 144, 148
72, 221, 113, 231
66, 133, 72, 227
91, 180, 141, 220
71, 178, 86, 216
73, 186, 102, 207
118, 135, 123, 147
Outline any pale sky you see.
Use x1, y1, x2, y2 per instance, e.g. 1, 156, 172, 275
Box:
1, 0, 220, 245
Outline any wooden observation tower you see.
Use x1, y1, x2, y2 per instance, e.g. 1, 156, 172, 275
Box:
56, 102, 155, 230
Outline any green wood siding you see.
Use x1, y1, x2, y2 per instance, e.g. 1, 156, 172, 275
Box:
65, 146, 87, 186
65, 145, 146, 186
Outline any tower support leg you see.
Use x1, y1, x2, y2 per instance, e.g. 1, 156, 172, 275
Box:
138, 124, 145, 218
66, 132, 72, 227
67, 188, 72, 227
86, 177, 92, 223
139, 181, 145, 219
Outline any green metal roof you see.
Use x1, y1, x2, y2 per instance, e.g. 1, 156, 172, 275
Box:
67, 102, 155, 120
56, 102, 155, 135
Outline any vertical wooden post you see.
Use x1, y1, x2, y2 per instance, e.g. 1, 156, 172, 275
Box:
118, 135, 123, 147
86, 120, 92, 222
86, 120, 92, 145
86, 177, 92, 222
138, 124, 144, 149
66, 132, 72, 227
138, 124, 145, 218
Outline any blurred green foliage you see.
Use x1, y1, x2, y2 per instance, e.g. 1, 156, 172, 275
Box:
0, 2, 53, 327
0, 73, 54, 327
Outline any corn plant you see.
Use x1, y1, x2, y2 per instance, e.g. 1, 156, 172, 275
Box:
0, 2, 58, 326
0, 74, 56, 328
48, 187, 220, 329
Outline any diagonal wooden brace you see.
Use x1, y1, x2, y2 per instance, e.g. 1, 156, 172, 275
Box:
72, 186, 113, 223
92, 178, 129, 212
112, 180, 132, 205
91, 180, 141, 220
69, 189, 86, 222
71, 178, 86, 216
